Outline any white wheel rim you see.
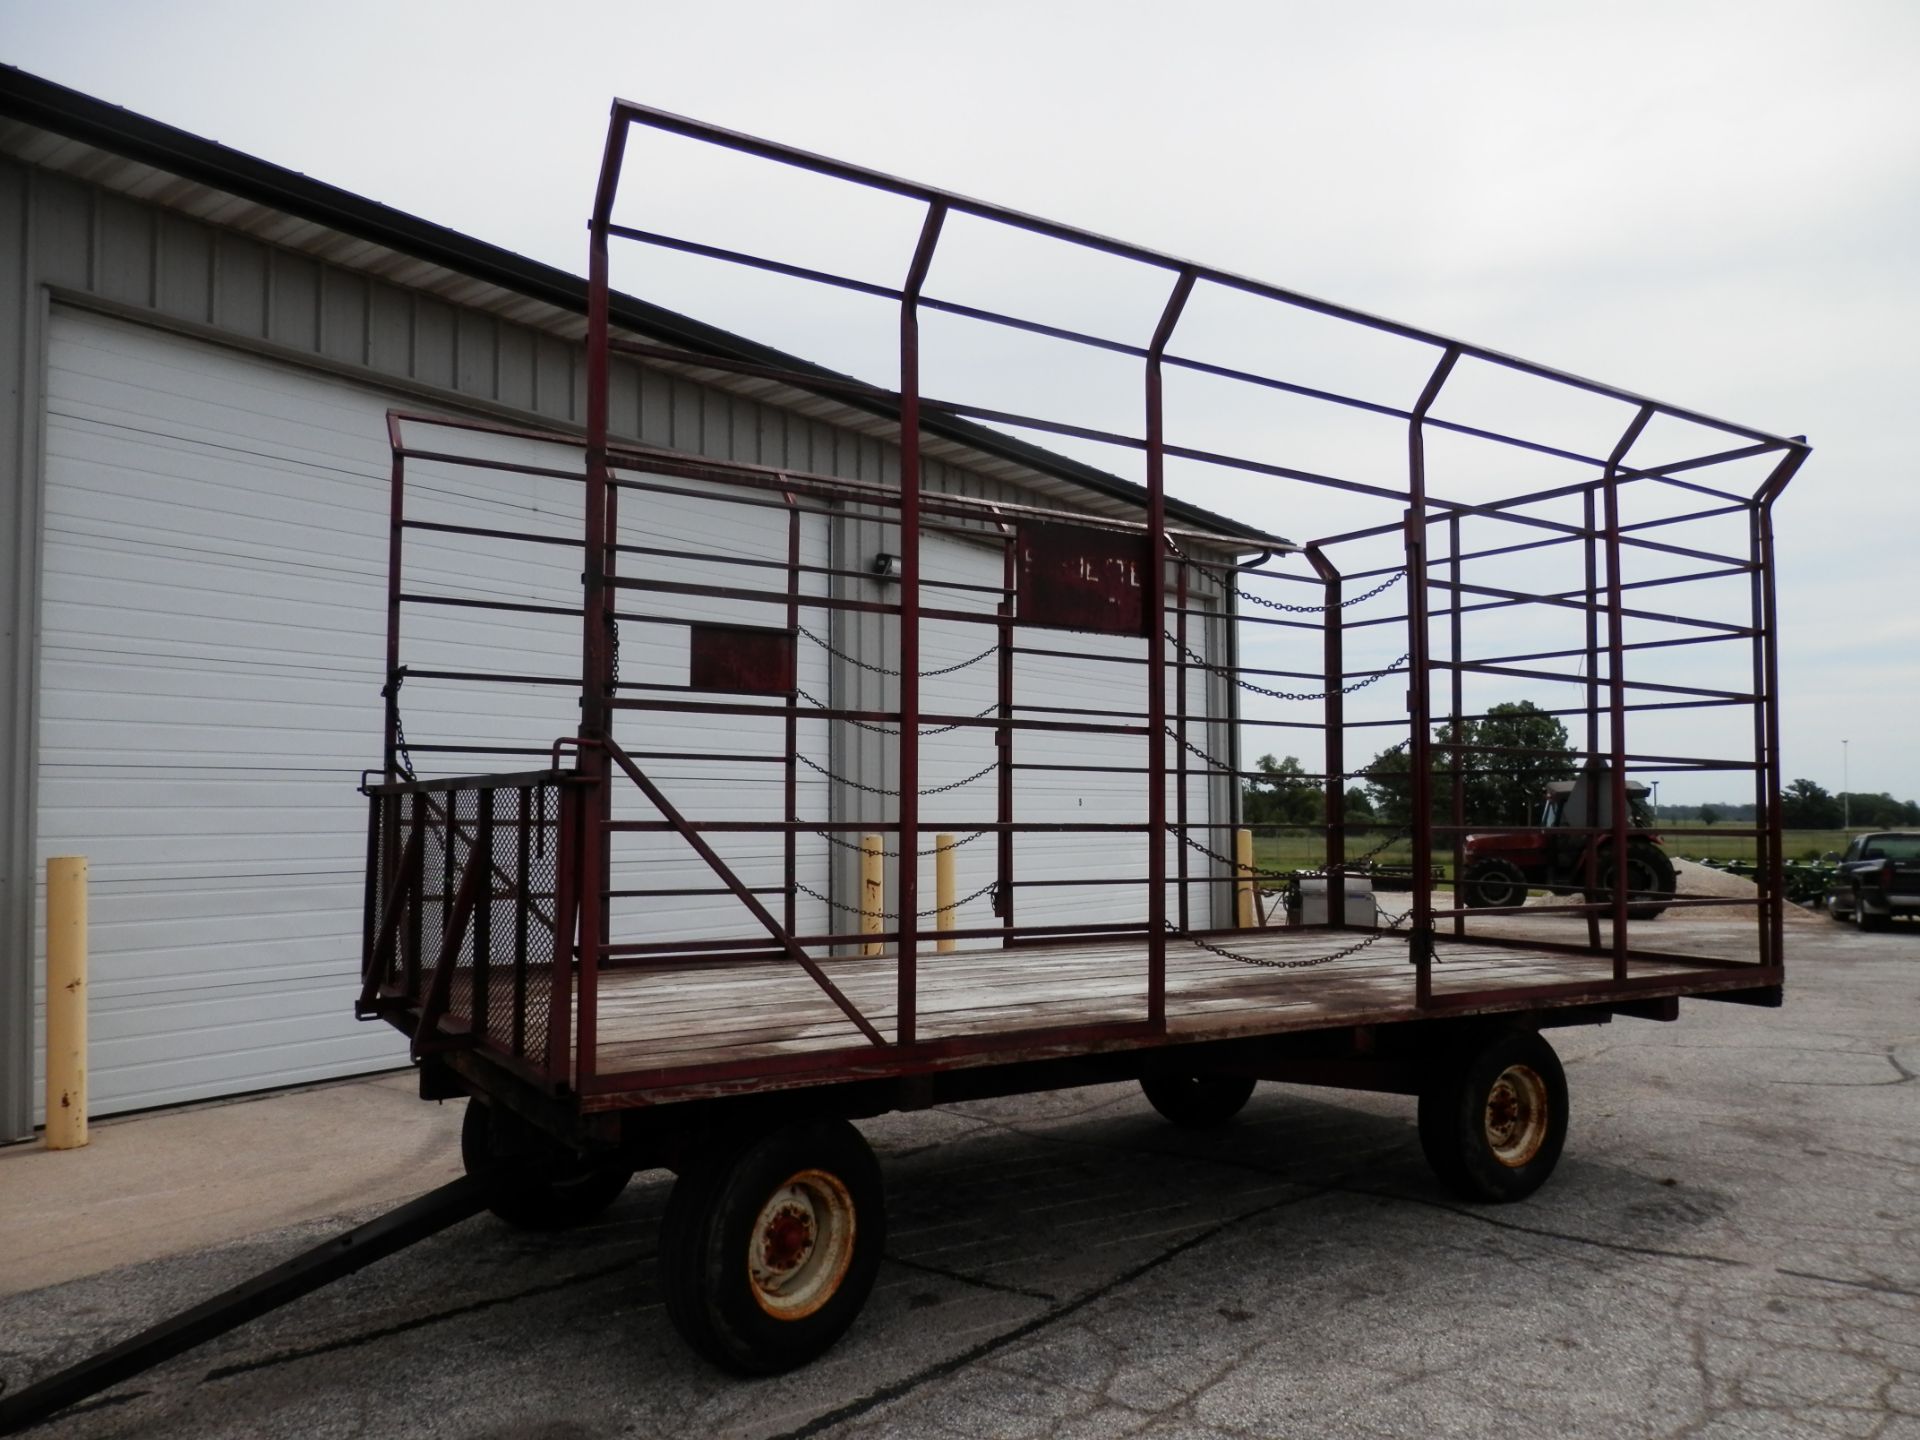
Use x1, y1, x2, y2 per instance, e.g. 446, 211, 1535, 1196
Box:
1484, 1063, 1550, 1168
747, 1168, 856, 1319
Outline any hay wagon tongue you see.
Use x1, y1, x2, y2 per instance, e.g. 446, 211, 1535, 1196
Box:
1, 100, 1807, 1429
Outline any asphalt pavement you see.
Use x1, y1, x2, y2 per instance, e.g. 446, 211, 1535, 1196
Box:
2, 918, 1915, 1439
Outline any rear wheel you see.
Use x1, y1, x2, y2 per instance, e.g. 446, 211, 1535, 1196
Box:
1460, 858, 1529, 910
660, 1117, 884, 1374
1140, 1073, 1257, 1129
1857, 897, 1890, 933
1418, 1029, 1569, 1203
461, 1098, 633, 1231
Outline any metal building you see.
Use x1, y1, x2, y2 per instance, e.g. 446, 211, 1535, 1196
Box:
0, 69, 1251, 1139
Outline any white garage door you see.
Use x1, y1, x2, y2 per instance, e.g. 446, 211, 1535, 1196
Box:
917, 529, 1219, 943
33, 309, 827, 1118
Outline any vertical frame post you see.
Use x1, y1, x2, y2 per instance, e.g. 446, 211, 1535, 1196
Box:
1582, 488, 1603, 951
1307, 545, 1345, 928
895, 201, 947, 1048
1447, 514, 1465, 938
1175, 555, 1191, 932
1406, 348, 1459, 1006
1144, 270, 1196, 1029
995, 521, 1016, 945
1601, 408, 1653, 981
1753, 446, 1806, 971
382, 430, 406, 782
784, 494, 800, 941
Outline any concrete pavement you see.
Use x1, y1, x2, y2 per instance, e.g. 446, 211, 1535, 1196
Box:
0, 916, 1914, 1438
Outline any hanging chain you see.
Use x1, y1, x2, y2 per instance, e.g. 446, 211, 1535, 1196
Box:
798, 625, 996, 680
1176, 907, 1412, 971
1167, 632, 1408, 702
1168, 823, 1412, 883
795, 686, 998, 738
1236, 569, 1404, 615
796, 753, 998, 797
382, 669, 417, 779
814, 828, 991, 859
795, 877, 1000, 922
607, 616, 621, 695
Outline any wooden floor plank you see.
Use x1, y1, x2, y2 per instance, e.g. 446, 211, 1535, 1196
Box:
571, 928, 1726, 1082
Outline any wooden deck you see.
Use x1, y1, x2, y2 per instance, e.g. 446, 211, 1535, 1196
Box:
588, 928, 1755, 1082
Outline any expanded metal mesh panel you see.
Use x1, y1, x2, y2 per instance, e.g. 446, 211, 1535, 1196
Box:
362, 778, 566, 1072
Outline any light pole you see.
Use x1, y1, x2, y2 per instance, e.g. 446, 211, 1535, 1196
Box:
1842, 739, 1850, 830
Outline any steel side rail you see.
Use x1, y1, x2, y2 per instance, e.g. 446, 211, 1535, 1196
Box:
0, 1177, 490, 1436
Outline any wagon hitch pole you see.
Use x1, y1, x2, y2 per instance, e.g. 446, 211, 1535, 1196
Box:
0, 1175, 489, 1434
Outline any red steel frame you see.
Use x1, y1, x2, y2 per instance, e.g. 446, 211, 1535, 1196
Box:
361, 100, 1808, 1106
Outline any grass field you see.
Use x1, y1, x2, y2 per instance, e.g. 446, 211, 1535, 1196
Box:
1249, 827, 1850, 880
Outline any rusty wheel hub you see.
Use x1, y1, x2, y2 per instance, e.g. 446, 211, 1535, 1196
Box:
1484, 1063, 1550, 1168
747, 1168, 856, 1319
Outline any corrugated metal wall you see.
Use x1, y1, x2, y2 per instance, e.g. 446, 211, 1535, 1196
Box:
0, 154, 1231, 1137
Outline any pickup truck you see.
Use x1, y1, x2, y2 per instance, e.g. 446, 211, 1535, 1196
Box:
1824, 831, 1920, 930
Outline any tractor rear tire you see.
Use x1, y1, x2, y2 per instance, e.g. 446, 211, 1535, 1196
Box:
1592, 843, 1676, 920
1460, 858, 1529, 910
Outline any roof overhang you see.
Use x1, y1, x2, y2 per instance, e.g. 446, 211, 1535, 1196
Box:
0, 65, 1287, 554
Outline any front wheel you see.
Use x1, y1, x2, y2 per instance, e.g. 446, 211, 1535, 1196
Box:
1460, 858, 1529, 910
1418, 1029, 1569, 1203
660, 1117, 884, 1374
461, 1098, 634, 1231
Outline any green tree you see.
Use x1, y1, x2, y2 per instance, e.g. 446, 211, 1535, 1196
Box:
1780, 778, 1841, 829
1344, 786, 1375, 823
1699, 805, 1720, 826
1242, 754, 1324, 827
1364, 701, 1576, 826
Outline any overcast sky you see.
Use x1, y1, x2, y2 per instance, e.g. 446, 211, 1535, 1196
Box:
5, 0, 1916, 805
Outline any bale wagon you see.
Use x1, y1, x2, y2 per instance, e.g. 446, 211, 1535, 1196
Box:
0, 100, 1806, 1428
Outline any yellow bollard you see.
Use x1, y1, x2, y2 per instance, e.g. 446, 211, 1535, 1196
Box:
861, 834, 884, 957
1235, 828, 1256, 930
935, 834, 956, 954
45, 856, 89, 1150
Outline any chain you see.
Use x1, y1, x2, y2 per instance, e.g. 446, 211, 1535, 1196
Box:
608, 616, 620, 695
798, 625, 996, 680
1167, 632, 1408, 702
1237, 569, 1404, 615
382, 669, 417, 779
1167, 823, 1411, 883
1177, 907, 1411, 970
796, 753, 998, 797
795, 877, 1000, 921
795, 687, 997, 738
815, 828, 991, 859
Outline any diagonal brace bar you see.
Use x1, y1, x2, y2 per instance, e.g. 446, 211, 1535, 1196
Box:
604, 740, 887, 1047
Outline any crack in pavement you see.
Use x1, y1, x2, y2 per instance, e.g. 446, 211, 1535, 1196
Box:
198, 1254, 642, 1382
762, 1184, 1333, 1440
883, 1252, 1059, 1306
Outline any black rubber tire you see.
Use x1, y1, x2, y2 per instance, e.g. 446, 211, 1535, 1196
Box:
659, 1117, 884, 1375
461, 1098, 633, 1232
1418, 1028, 1569, 1204
1857, 899, 1889, 933
1460, 858, 1529, 910
1139, 1073, 1257, 1129
1827, 890, 1852, 922
1592, 842, 1676, 921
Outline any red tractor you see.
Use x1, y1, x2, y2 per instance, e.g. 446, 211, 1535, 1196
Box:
1459, 774, 1677, 920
